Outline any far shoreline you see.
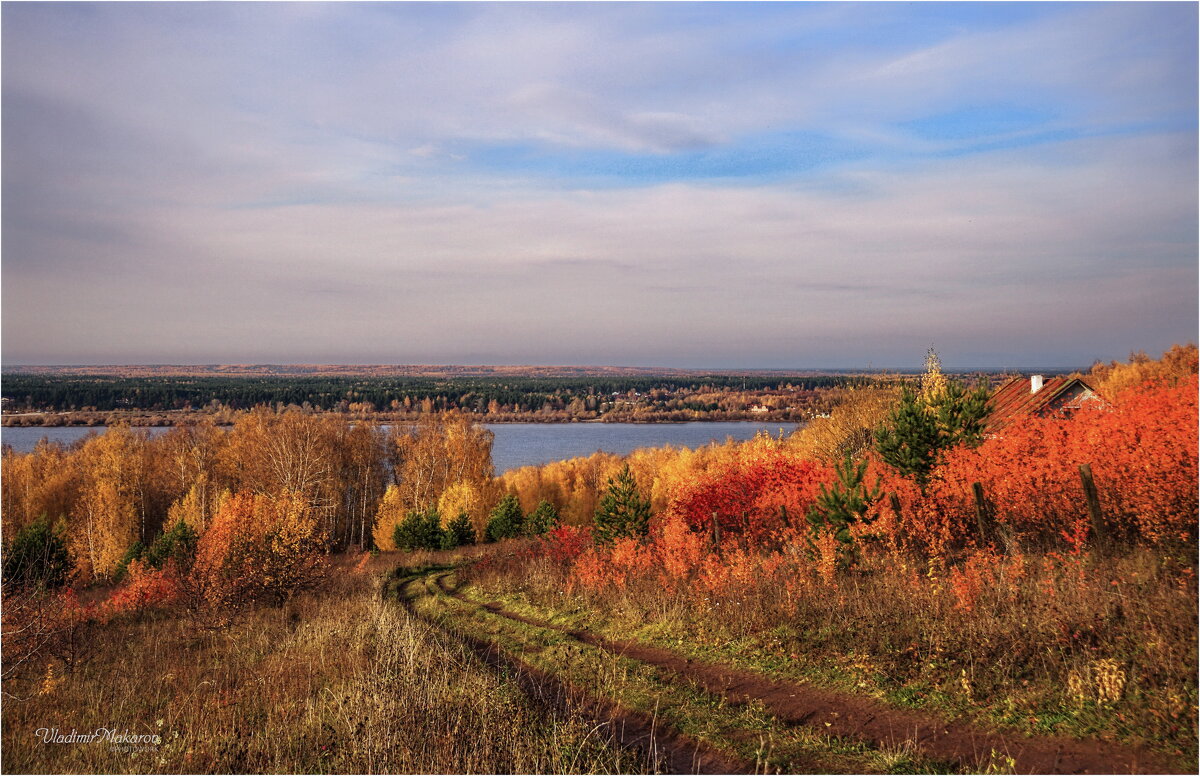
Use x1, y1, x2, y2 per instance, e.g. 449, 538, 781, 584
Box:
1, 410, 808, 429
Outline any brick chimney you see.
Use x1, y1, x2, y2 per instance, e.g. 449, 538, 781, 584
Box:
1030, 374, 1044, 394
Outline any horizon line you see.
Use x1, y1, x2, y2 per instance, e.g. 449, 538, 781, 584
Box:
1, 362, 1088, 374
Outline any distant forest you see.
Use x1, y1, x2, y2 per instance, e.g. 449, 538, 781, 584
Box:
1, 374, 875, 415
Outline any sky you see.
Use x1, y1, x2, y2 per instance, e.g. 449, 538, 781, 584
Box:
2, 1, 1196, 370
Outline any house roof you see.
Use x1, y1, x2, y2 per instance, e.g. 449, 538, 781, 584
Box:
985, 375, 1101, 432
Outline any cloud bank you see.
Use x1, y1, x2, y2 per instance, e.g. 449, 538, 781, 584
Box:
3, 2, 1196, 368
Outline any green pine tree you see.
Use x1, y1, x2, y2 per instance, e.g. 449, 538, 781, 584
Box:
934, 380, 991, 449
145, 520, 199, 570
485, 495, 525, 542
442, 511, 477, 549
394, 509, 443, 551
875, 385, 942, 488
3, 515, 71, 590
876, 379, 991, 490
593, 464, 652, 544
807, 454, 882, 551
112, 539, 147, 584
524, 500, 560, 536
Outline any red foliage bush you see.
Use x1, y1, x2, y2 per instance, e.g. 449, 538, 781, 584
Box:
542, 525, 591, 565
668, 454, 833, 545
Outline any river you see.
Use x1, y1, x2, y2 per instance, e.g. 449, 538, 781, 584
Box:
1, 421, 799, 474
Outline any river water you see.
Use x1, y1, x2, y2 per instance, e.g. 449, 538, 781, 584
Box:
1, 421, 799, 474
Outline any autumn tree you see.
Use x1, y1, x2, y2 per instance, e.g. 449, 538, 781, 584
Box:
186, 490, 327, 618
372, 485, 406, 551
1, 440, 79, 540
186, 491, 262, 616
789, 383, 902, 464
157, 423, 230, 546
221, 410, 340, 532
1088, 342, 1198, 398
166, 485, 229, 536
68, 426, 145, 581
437, 480, 486, 536
388, 411, 495, 534
334, 421, 389, 550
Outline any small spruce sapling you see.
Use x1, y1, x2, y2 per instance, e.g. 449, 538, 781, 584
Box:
145, 520, 199, 571
2, 515, 71, 590
112, 540, 147, 584
875, 380, 991, 490
806, 455, 882, 566
394, 509, 444, 551
875, 385, 942, 489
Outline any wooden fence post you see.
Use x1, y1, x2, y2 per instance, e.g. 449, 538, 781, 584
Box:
888, 493, 902, 517
971, 482, 990, 544
710, 510, 722, 556
1078, 463, 1106, 544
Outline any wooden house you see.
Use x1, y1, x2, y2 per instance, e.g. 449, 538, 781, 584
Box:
984, 375, 1106, 434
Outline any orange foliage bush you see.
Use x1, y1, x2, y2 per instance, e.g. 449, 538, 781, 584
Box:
188, 490, 328, 614
878, 375, 1199, 551
541, 525, 591, 565
608, 538, 653, 589
550, 372, 1195, 603
654, 515, 707, 589
103, 559, 182, 617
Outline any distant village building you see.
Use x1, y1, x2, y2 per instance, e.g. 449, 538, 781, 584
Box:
748, 404, 770, 413
985, 374, 1106, 434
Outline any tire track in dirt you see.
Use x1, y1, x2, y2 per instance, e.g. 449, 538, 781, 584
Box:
388, 570, 754, 775
434, 573, 1180, 775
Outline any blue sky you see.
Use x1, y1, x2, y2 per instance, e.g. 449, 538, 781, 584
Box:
2, 1, 1196, 369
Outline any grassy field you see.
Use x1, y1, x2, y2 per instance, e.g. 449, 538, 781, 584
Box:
1, 554, 653, 775
3, 545, 1195, 775
397, 563, 957, 774
461, 542, 1197, 774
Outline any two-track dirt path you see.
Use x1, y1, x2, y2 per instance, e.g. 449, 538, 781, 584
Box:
390, 570, 755, 775
432, 571, 1180, 775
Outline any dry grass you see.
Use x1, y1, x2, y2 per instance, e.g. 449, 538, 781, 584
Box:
402, 567, 953, 774
468, 543, 1199, 766
2, 554, 649, 774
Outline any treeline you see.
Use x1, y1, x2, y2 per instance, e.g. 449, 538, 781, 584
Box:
496, 345, 1199, 541
2, 411, 510, 587
2, 374, 872, 414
